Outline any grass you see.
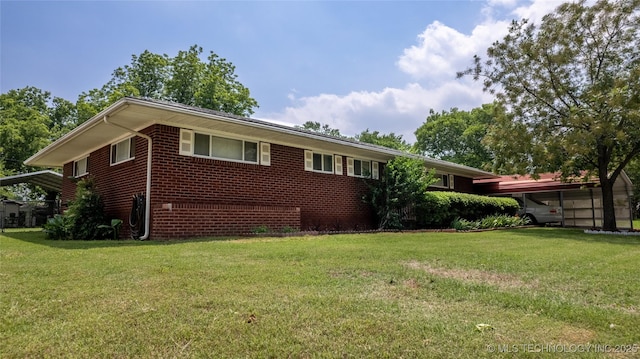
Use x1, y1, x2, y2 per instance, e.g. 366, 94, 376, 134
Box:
1, 228, 639, 358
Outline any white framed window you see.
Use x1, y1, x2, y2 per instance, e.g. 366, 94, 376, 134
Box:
180, 129, 261, 164
110, 137, 135, 165
73, 157, 88, 177
347, 157, 379, 179
431, 173, 454, 189
304, 150, 333, 173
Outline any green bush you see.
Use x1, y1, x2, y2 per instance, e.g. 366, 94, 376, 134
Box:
43, 214, 71, 240
252, 225, 270, 234
43, 177, 119, 240
416, 192, 519, 228
65, 178, 107, 240
452, 214, 529, 231
363, 157, 436, 229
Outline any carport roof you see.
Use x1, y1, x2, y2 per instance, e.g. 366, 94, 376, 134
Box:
0, 170, 63, 193
474, 172, 633, 195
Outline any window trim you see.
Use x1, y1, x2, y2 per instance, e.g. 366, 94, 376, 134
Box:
347, 157, 379, 180
304, 150, 334, 174
110, 137, 135, 166
353, 159, 372, 178
184, 129, 261, 165
73, 156, 89, 177
430, 173, 454, 189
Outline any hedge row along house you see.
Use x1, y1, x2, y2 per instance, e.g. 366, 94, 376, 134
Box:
25, 97, 497, 239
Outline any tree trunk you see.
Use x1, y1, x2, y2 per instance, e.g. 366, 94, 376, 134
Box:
599, 176, 618, 232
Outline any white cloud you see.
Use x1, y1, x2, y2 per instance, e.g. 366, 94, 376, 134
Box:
264, 0, 563, 144
396, 19, 510, 81
512, 0, 565, 23
487, 0, 518, 7
264, 79, 492, 142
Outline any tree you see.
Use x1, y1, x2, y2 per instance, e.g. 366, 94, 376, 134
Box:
296, 121, 344, 137
355, 129, 409, 151
414, 104, 497, 170
1, 87, 55, 174
77, 45, 258, 123
459, 0, 640, 231
364, 156, 435, 229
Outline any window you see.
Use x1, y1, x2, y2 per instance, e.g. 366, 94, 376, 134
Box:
190, 131, 259, 164
304, 150, 335, 173
110, 137, 135, 165
313, 153, 333, 172
73, 157, 88, 177
353, 159, 371, 177
347, 158, 379, 179
431, 173, 454, 189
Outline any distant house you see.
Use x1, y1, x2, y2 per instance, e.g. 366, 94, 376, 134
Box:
25, 97, 496, 239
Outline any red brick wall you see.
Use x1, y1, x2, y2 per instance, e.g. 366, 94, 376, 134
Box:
152, 203, 300, 239
454, 176, 474, 193
61, 124, 377, 239
62, 130, 149, 239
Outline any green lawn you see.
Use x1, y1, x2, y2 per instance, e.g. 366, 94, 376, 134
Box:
1, 228, 639, 358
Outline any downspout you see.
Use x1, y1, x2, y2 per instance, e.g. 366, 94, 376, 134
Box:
103, 116, 152, 240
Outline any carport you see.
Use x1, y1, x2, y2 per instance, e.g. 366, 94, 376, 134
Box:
0, 170, 62, 229
474, 172, 634, 230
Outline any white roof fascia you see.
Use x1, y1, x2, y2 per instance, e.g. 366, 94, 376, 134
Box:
25, 97, 498, 179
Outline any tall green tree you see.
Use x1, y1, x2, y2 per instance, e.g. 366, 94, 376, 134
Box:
414, 104, 497, 170
0, 87, 72, 174
355, 129, 409, 151
459, 0, 640, 231
77, 45, 258, 123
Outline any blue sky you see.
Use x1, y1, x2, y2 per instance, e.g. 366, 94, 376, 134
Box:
1, 0, 567, 141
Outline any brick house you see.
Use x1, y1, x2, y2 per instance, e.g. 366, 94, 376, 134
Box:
25, 97, 497, 239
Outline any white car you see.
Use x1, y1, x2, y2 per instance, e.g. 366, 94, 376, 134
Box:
515, 197, 563, 224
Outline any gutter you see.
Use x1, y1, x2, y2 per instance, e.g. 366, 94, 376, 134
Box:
103, 115, 152, 240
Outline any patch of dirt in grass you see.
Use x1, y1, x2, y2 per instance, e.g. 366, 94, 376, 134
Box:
405, 260, 537, 290
555, 324, 597, 343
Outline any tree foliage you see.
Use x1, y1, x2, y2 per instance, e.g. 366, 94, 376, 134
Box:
77, 45, 258, 123
0, 87, 77, 175
364, 157, 435, 229
414, 104, 497, 170
355, 129, 409, 151
459, 0, 640, 231
296, 121, 344, 137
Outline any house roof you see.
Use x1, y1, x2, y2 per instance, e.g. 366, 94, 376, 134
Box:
0, 170, 63, 193
25, 97, 498, 179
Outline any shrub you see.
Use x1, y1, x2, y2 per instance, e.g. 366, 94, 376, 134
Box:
281, 226, 299, 233
97, 219, 124, 240
41, 178, 123, 240
452, 214, 529, 231
65, 178, 107, 240
416, 192, 519, 228
364, 157, 436, 229
252, 225, 270, 234
43, 214, 71, 240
